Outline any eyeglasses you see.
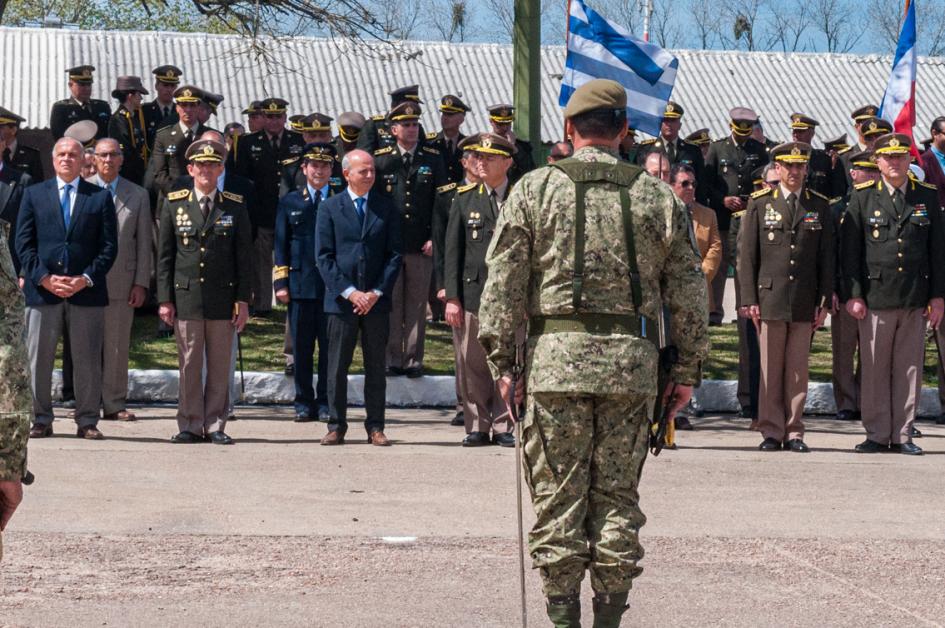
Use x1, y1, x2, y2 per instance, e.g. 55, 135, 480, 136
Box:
94, 152, 122, 159
765, 180, 779, 186
676, 180, 696, 188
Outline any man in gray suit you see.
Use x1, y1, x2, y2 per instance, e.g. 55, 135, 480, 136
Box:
89, 138, 152, 421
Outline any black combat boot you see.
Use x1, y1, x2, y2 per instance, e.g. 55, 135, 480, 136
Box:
591, 591, 629, 628
546, 594, 582, 628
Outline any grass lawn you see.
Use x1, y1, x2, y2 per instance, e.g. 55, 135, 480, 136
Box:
121, 311, 942, 385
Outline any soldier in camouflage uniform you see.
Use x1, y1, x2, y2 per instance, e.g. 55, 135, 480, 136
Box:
0, 192, 30, 560
478, 80, 709, 627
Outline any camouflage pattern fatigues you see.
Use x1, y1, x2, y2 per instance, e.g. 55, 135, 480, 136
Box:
478, 145, 709, 597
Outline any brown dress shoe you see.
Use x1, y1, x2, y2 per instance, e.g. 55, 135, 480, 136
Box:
320, 430, 345, 445
77, 426, 105, 440
368, 431, 391, 446
103, 410, 136, 421
30, 423, 53, 438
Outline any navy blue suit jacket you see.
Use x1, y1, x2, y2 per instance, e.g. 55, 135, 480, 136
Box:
15, 178, 118, 307
274, 186, 334, 301
316, 191, 402, 314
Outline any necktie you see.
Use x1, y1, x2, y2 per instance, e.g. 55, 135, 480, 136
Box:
354, 197, 366, 223
666, 141, 676, 162
489, 189, 499, 219
787, 192, 798, 222
893, 189, 905, 217
163, 106, 170, 119
313, 190, 322, 207
61, 183, 72, 230
200, 195, 211, 218
1, 147, 9, 163
403, 152, 412, 173
184, 129, 193, 144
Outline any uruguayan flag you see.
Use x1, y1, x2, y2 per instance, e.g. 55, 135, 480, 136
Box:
559, 0, 678, 136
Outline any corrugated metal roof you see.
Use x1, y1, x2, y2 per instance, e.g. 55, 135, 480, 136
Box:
3, 26, 945, 145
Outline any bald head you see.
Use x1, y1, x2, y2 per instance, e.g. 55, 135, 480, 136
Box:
341, 149, 375, 196
52, 136, 84, 181
644, 151, 671, 183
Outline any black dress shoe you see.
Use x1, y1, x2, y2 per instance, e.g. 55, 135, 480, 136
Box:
786, 438, 810, 453
294, 412, 316, 423
208, 431, 234, 445
910, 425, 922, 438
284, 363, 295, 377
450, 411, 465, 426
854, 439, 887, 453
171, 431, 203, 443
405, 367, 423, 379
492, 432, 516, 447
387, 366, 405, 376
891, 442, 923, 455
462, 431, 490, 447
674, 415, 694, 431
759, 437, 782, 451
318, 408, 331, 422
836, 409, 857, 421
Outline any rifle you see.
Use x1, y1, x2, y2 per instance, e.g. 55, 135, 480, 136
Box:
650, 311, 679, 456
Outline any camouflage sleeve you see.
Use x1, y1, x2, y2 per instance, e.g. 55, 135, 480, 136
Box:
0, 245, 30, 481
0, 414, 28, 482
477, 179, 533, 380
660, 195, 710, 385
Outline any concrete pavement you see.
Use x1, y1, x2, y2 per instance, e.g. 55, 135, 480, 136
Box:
2, 406, 944, 627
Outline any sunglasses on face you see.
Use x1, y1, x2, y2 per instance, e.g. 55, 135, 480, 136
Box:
677, 180, 696, 188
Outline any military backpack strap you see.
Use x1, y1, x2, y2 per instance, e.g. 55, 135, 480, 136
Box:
618, 185, 643, 311
572, 177, 587, 310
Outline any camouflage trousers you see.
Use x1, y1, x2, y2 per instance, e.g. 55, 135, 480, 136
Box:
522, 392, 651, 598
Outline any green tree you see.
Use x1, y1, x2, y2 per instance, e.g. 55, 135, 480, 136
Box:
1, 0, 232, 32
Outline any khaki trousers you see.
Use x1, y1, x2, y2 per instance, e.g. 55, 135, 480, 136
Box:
451, 324, 466, 411
759, 321, 812, 442
175, 319, 234, 435
102, 299, 136, 414
387, 253, 432, 370
252, 227, 274, 313
460, 311, 510, 434
858, 308, 925, 445
830, 305, 861, 413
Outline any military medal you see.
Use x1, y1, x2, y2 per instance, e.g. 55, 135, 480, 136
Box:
874, 210, 881, 217
182, 236, 189, 245
872, 229, 880, 238
768, 232, 775, 241
472, 230, 478, 239
775, 213, 782, 221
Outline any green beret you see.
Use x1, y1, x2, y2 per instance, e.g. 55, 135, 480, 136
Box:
563, 79, 627, 118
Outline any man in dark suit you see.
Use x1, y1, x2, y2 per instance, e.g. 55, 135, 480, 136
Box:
316, 149, 402, 446
15, 137, 118, 440
275, 143, 338, 422
0, 107, 44, 182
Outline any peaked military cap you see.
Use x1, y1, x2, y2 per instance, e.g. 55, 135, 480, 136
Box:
790, 113, 819, 129
848, 150, 878, 169
338, 111, 366, 129
823, 134, 849, 152
64, 120, 98, 147
851, 104, 879, 122
390, 85, 422, 104
457, 133, 481, 152
471, 132, 516, 157
663, 101, 683, 119
66, 65, 95, 84
301, 142, 337, 163
389, 101, 421, 122
152, 65, 183, 84
751, 165, 766, 186
872, 133, 911, 155
242, 101, 263, 115
298, 113, 333, 132
288, 115, 306, 131
439, 95, 470, 114
488, 103, 516, 123
685, 128, 711, 145
173, 85, 206, 104
729, 107, 758, 136
0, 106, 26, 126
771, 141, 812, 163
860, 117, 893, 137
185, 139, 227, 163
260, 98, 289, 114
111, 76, 149, 99
562, 80, 627, 118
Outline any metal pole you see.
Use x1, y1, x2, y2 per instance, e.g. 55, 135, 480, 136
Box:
642, 0, 653, 42
512, 0, 541, 163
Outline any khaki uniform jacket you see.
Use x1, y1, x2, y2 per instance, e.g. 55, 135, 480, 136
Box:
156, 187, 253, 320
737, 186, 834, 322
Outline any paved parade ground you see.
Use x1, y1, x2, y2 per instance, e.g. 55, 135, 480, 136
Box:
2, 406, 945, 627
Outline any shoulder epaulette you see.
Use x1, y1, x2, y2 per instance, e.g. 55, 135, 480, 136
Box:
457, 182, 477, 194
854, 180, 877, 190
681, 139, 698, 147
371, 114, 385, 121
731, 210, 747, 219
426, 132, 439, 140
155, 123, 175, 134
828, 196, 843, 205
808, 189, 830, 201
750, 187, 773, 199
119, 109, 131, 118
639, 138, 658, 146
167, 189, 189, 201
918, 180, 938, 190
281, 157, 300, 166
421, 145, 440, 155
374, 146, 394, 156
222, 190, 244, 203
437, 182, 457, 194
837, 146, 853, 155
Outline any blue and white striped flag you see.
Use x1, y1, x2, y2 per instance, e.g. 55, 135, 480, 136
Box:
559, 0, 678, 136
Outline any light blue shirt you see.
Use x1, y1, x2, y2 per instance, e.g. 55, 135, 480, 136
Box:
307, 183, 329, 203
932, 146, 945, 174
341, 189, 381, 300
57, 176, 80, 217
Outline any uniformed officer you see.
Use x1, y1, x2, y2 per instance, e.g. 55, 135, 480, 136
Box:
487, 104, 535, 187
840, 133, 945, 455
850, 105, 880, 149
830, 150, 878, 422
280, 113, 345, 197
789, 113, 847, 198
357, 85, 427, 152
477, 79, 708, 627
751, 119, 779, 156
229, 97, 305, 315
823, 135, 851, 164
142, 65, 182, 146
840, 117, 892, 187
107, 76, 151, 185
242, 101, 264, 133
443, 133, 517, 447
685, 127, 712, 161
705, 107, 769, 325
433, 134, 481, 426
274, 143, 338, 422
334, 111, 365, 162
427, 95, 470, 183
738, 142, 834, 452
157, 139, 253, 445
637, 101, 708, 203
0, 107, 44, 181
49, 65, 111, 140
372, 101, 448, 376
